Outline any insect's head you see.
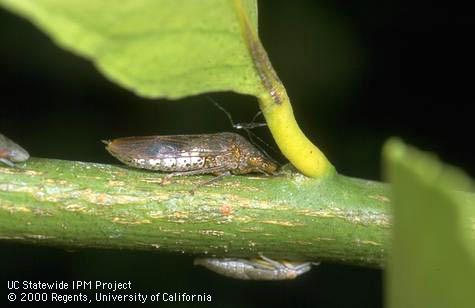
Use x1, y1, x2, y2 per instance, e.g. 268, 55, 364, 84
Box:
247, 155, 278, 175
7, 147, 30, 162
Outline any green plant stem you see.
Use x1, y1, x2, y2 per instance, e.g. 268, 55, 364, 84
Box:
0, 158, 391, 267
234, 0, 333, 177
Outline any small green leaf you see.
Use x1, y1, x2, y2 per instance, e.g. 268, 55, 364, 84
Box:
0, 0, 262, 98
384, 139, 475, 308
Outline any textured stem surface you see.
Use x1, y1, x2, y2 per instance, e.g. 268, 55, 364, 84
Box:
0, 158, 391, 267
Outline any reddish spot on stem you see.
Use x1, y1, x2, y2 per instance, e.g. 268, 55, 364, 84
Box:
220, 205, 232, 216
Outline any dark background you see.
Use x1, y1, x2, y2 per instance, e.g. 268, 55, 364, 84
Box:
0, 1, 473, 307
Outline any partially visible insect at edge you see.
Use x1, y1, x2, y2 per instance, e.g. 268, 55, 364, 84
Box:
0, 133, 30, 167
103, 132, 278, 185
194, 253, 320, 280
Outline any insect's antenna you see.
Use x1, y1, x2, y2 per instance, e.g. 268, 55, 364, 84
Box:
207, 95, 266, 130
207, 96, 236, 127
251, 110, 263, 124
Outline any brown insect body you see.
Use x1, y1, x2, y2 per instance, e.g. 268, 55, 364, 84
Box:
104, 132, 277, 176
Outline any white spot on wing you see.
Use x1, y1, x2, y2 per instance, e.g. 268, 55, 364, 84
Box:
162, 158, 176, 168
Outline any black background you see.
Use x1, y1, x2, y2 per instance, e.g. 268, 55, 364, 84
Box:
1, 1, 473, 307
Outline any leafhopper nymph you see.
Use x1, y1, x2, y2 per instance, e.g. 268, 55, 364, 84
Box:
194, 254, 318, 280
0, 133, 30, 167
104, 132, 278, 183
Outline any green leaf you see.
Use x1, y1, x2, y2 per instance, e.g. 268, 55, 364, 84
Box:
384, 139, 475, 308
0, 0, 262, 98
0, 0, 336, 178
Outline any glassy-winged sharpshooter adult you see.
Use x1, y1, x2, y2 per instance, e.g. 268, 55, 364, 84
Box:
194, 253, 318, 280
104, 132, 278, 183
0, 133, 30, 167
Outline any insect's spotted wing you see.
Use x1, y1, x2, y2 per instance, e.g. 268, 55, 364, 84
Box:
104, 133, 244, 172
153, 134, 236, 157
106, 134, 234, 161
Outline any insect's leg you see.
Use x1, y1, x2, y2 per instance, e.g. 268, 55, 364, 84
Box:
160, 166, 230, 186
259, 253, 316, 270
257, 253, 287, 269
160, 167, 220, 185
161, 170, 200, 183
251, 110, 263, 124
195, 171, 231, 187
189, 171, 231, 194
0, 158, 16, 168
260, 253, 317, 272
